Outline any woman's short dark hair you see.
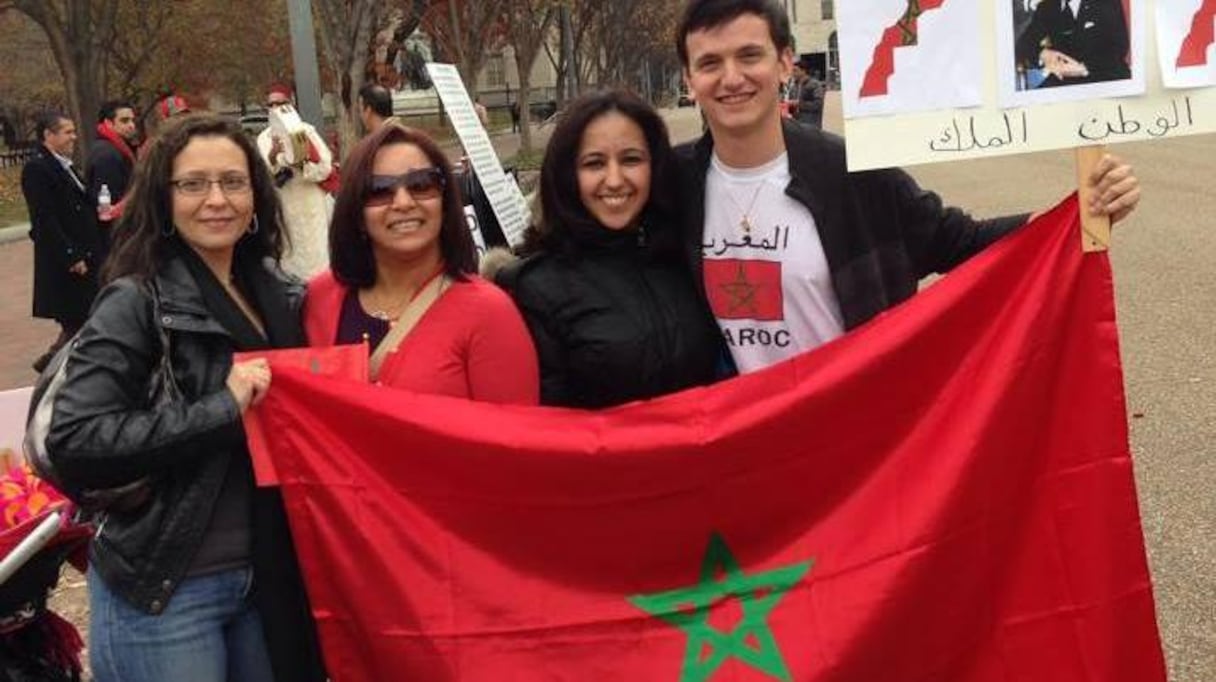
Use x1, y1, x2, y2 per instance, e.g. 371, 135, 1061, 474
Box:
676, 0, 793, 67
103, 113, 287, 283
329, 123, 474, 288
530, 89, 681, 257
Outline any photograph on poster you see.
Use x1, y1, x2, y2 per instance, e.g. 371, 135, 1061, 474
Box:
1157, 0, 1216, 87
839, 0, 984, 119
998, 0, 1147, 106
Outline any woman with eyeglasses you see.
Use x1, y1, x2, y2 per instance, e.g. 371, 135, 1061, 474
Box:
303, 123, 538, 402
46, 114, 326, 682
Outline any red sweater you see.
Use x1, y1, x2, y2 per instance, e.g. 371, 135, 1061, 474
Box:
304, 271, 539, 405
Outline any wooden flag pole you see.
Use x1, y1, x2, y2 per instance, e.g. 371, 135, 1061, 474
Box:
1075, 145, 1112, 253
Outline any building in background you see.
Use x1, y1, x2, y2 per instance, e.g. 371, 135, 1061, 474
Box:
785, 0, 838, 86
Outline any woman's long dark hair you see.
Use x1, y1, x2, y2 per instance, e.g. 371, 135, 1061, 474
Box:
527, 89, 683, 257
102, 114, 287, 283
329, 123, 475, 289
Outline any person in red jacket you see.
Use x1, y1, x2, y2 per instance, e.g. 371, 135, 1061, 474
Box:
303, 123, 539, 404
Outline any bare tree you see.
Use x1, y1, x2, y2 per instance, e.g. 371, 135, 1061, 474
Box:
422, 0, 510, 101
504, 0, 556, 154
590, 0, 680, 95
314, 0, 427, 158
314, 0, 383, 157
0, 0, 120, 167
0, 12, 64, 145
107, 3, 174, 100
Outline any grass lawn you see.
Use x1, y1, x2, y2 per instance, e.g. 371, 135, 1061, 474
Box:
0, 167, 27, 228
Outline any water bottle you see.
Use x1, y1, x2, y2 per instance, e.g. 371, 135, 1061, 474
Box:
97, 184, 112, 221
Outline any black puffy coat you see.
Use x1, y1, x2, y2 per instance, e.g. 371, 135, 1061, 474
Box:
498, 224, 723, 409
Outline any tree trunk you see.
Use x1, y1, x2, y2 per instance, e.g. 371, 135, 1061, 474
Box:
516, 70, 533, 154
339, 53, 367, 157
12, 0, 117, 171
313, 0, 381, 161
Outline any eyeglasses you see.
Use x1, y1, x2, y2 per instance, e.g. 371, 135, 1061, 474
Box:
170, 175, 252, 196
364, 168, 446, 206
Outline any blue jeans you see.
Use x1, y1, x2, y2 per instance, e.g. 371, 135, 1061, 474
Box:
88, 565, 274, 682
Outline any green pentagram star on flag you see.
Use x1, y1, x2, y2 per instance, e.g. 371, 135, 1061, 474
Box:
629, 534, 813, 682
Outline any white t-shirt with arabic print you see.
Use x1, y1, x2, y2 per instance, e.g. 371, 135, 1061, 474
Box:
701, 152, 844, 374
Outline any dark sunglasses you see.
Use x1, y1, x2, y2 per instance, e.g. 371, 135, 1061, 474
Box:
365, 168, 446, 206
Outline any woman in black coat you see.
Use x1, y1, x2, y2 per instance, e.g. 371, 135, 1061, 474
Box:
46, 114, 324, 682
495, 91, 724, 408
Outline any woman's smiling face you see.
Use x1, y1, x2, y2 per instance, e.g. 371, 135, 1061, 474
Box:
575, 111, 652, 231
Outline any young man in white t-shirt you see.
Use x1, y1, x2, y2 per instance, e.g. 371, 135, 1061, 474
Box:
674, 0, 1142, 375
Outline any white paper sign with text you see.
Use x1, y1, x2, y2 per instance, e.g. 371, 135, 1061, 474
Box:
426, 63, 530, 246
840, 1, 1215, 170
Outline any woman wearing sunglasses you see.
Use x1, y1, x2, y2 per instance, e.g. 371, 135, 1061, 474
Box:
46, 114, 325, 681
304, 123, 538, 402
492, 90, 723, 408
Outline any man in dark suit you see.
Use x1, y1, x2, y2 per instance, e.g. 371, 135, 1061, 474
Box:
1016, 0, 1131, 87
796, 67, 825, 129
86, 99, 138, 250
22, 111, 103, 372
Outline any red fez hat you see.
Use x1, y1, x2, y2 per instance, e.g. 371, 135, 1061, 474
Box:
267, 83, 294, 99
157, 94, 190, 120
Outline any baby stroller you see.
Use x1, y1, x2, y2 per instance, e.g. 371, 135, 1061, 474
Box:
0, 462, 91, 682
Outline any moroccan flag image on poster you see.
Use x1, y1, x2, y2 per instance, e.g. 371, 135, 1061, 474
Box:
248, 196, 1165, 681
839, 0, 983, 117
859, 0, 947, 98
704, 258, 784, 321
1176, 0, 1216, 66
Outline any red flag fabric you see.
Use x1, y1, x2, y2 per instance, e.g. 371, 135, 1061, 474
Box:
234, 344, 367, 485
249, 196, 1164, 681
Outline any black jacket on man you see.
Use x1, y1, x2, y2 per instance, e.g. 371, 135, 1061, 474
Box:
1015, 0, 1131, 86
676, 121, 1028, 333
46, 254, 326, 681
21, 145, 102, 324
86, 134, 135, 239
86, 136, 134, 207
796, 76, 825, 128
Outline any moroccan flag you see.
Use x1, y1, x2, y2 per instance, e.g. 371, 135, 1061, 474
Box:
704, 259, 784, 320
249, 196, 1164, 681
234, 344, 367, 484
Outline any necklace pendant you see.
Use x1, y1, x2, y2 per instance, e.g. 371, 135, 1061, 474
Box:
740, 216, 751, 234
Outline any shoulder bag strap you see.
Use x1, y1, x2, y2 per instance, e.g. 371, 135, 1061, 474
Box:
369, 275, 451, 381
145, 279, 181, 401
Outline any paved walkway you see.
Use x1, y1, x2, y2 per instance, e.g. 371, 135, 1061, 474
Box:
0, 239, 60, 389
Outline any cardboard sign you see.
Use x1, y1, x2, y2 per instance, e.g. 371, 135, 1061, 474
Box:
839, 0, 1216, 170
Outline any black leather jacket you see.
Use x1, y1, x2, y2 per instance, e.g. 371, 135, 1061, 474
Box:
46, 255, 304, 615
